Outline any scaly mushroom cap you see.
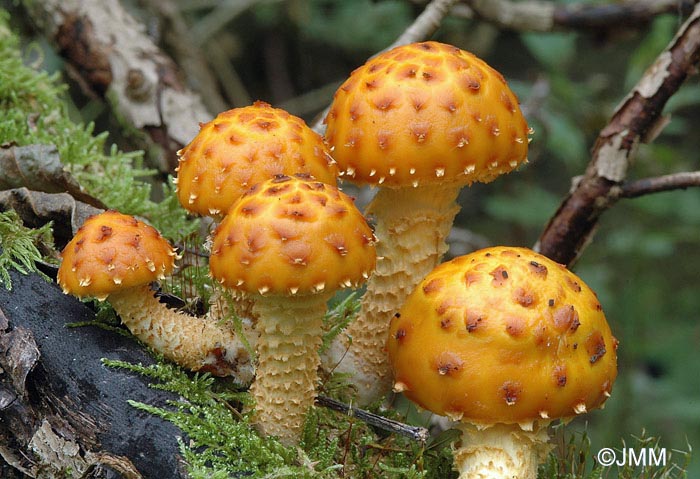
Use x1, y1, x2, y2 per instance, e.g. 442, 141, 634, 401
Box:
209, 175, 376, 296
387, 246, 618, 427
57, 211, 176, 300
324, 41, 529, 188
175, 101, 338, 217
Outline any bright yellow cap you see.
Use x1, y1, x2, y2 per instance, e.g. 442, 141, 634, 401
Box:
209, 175, 376, 296
176, 101, 338, 216
324, 41, 529, 188
387, 246, 618, 427
57, 211, 176, 300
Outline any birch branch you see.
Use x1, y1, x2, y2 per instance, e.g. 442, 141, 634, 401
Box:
535, 4, 700, 266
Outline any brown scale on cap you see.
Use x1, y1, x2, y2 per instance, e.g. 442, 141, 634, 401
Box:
388, 246, 618, 426
175, 101, 337, 217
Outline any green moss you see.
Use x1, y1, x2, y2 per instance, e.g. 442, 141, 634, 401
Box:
0, 210, 53, 290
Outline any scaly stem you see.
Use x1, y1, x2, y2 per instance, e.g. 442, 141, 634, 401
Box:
109, 285, 254, 382
250, 293, 331, 445
324, 184, 460, 404
453, 423, 551, 479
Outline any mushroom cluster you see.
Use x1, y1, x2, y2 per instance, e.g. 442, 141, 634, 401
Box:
323, 41, 530, 404
209, 174, 376, 445
387, 246, 618, 478
54, 40, 620, 467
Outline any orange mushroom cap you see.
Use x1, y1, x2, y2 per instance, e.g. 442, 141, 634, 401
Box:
324, 41, 529, 188
387, 246, 618, 427
209, 175, 376, 296
175, 101, 338, 217
57, 211, 177, 300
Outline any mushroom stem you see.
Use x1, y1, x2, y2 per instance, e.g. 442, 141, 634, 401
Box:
250, 292, 331, 446
108, 285, 254, 383
325, 184, 460, 404
453, 423, 552, 479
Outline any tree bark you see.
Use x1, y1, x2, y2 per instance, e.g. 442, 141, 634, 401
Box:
0, 267, 187, 478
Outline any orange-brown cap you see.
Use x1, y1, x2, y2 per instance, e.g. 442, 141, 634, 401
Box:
57, 211, 177, 300
209, 175, 376, 296
387, 246, 618, 428
175, 101, 338, 217
324, 41, 529, 188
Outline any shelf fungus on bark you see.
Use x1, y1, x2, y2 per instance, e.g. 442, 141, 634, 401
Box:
387, 246, 619, 479
209, 175, 376, 445
322, 41, 531, 404
57, 210, 254, 382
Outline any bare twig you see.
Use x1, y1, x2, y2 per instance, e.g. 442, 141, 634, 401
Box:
311, 0, 458, 134
454, 0, 697, 32
620, 171, 700, 198
535, 4, 700, 266
389, 0, 460, 49
315, 395, 429, 443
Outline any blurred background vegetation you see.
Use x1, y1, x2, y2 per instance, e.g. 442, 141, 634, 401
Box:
2, 0, 699, 477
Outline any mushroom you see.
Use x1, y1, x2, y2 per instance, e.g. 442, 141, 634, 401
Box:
387, 246, 618, 478
323, 41, 530, 404
175, 100, 338, 218
57, 210, 254, 382
209, 175, 376, 445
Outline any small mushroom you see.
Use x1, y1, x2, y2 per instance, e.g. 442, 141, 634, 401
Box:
387, 246, 618, 479
323, 41, 530, 404
57, 211, 254, 382
209, 175, 376, 445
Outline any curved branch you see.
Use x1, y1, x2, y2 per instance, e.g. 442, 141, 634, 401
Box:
535, 4, 700, 266
620, 171, 700, 198
389, 0, 460, 49
311, 0, 458, 134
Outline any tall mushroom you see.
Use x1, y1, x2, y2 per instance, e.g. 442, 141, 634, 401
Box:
57, 210, 254, 382
387, 246, 618, 478
209, 175, 376, 445
323, 41, 530, 404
